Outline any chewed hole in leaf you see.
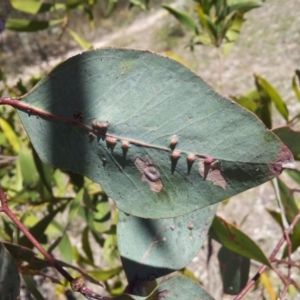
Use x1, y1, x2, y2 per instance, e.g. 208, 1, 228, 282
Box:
198, 158, 227, 189
134, 157, 164, 193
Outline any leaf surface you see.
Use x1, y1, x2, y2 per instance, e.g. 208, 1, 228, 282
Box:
118, 204, 217, 282
0, 243, 20, 299
209, 215, 271, 267
273, 126, 300, 160
17, 49, 293, 218
150, 275, 214, 300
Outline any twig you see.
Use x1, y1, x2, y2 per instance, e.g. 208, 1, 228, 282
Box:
217, 47, 224, 95
0, 186, 111, 300
234, 211, 300, 300
273, 259, 300, 269
0, 97, 217, 161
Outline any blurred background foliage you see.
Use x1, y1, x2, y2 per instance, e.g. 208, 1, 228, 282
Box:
1, 0, 300, 299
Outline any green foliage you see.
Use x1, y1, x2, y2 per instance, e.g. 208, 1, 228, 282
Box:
0, 243, 20, 299
163, 0, 261, 54
218, 246, 250, 295
17, 49, 286, 219
6, 0, 150, 49
1, 2, 300, 298
209, 216, 271, 267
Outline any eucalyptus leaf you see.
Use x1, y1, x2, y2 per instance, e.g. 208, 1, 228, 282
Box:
273, 126, 300, 160
118, 204, 217, 282
5, 18, 62, 32
16, 49, 293, 219
150, 275, 214, 300
209, 215, 271, 267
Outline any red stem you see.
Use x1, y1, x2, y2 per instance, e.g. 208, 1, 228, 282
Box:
0, 187, 111, 300
234, 211, 300, 300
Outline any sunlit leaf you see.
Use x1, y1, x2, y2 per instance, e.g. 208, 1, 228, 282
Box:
255, 73, 289, 121
67, 29, 93, 50
16, 49, 293, 219
162, 5, 199, 34
5, 18, 62, 32
292, 70, 300, 101
0, 117, 20, 153
10, 0, 53, 14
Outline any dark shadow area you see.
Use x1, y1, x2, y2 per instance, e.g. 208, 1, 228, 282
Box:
120, 256, 175, 296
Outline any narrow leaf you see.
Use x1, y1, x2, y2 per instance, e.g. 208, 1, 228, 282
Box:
259, 273, 277, 300
68, 29, 93, 50
255, 74, 289, 121
292, 72, 300, 101
162, 5, 199, 34
10, 0, 53, 14
5, 18, 62, 32
218, 246, 250, 295
19, 207, 63, 248
0, 117, 20, 153
0, 243, 20, 300
209, 215, 271, 267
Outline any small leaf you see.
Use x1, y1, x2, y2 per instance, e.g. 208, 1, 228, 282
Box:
103, 0, 118, 18
228, 2, 261, 13
88, 267, 122, 281
82, 226, 94, 263
5, 18, 62, 32
150, 275, 214, 300
19, 206, 63, 248
292, 71, 300, 101
273, 126, 300, 160
22, 274, 45, 300
255, 74, 289, 121
218, 246, 250, 295
118, 204, 217, 282
58, 233, 73, 264
272, 179, 300, 257
0, 117, 20, 153
68, 188, 83, 222
259, 273, 277, 300
0, 243, 20, 300
18, 146, 39, 187
10, 0, 53, 14
162, 5, 198, 34
209, 215, 271, 267
68, 29, 93, 50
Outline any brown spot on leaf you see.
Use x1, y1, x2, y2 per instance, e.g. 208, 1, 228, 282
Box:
198, 158, 227, 189
134, 157, 164, 193
153, 289, 170, 300
269, 144, 295, 177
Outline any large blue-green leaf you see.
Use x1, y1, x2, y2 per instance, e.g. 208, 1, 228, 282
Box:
16, 49, 293, 218
118, 204, 217, 282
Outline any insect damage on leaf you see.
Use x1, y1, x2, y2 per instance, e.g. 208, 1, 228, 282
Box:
198, 158, 227, 189
269, 144, 295, 176
134, 157, 164, 193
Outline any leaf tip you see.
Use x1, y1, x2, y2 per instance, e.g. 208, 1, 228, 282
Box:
269, 145, 295, 176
